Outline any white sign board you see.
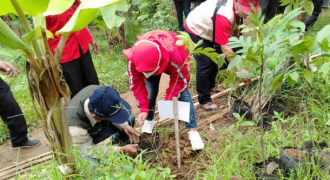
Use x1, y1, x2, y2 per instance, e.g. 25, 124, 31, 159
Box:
157, 100, 190, 123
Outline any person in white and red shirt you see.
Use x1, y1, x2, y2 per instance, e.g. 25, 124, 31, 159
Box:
123, 30, 204, 150
185, 0, 258, 111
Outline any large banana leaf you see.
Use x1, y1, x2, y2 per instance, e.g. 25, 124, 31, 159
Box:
101, 1, 130, 29
43, 0, 75, 16
57, 0, 125, 34
124, 19, 143, 45
0, 19, 29, 49
1, 0, 49, 16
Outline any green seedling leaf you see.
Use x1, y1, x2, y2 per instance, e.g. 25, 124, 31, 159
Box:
240, 121, 255, 126
234, 132, 242, 139
236, 72, 255, 78
227, 55, 242, 70
176, 40, 185, 46
316, 25, 330, 44
271, 73, 284, 90
1, 0, 49, 16
321, 38, 330, 52
101, 1, 129, 29
309, 56, 330, 64
57, 0, 124, 34
289, 72, 299, 82
0, 19, 29, 49
266, 57, 279, 70
22, 26, 54, 44
319, 62, 330, 79
304, 1, 314, 16
124, 165, 133, 173
43, 0, 74, 16
304, 70, 314, 83
287, 20, 305, 32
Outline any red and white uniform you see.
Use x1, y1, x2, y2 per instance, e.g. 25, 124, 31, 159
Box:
185, 0, 240, 46
123, 30, 191, 114
46, 0, 92, 63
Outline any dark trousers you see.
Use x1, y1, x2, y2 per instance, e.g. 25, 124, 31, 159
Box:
0, 77, 28, 146
189, 34, 224, 104
305, 0, 323, 31
173, 0, 191, 31
196, 0, 206, 6
92, 113, 135, 144
61, 48, 99, 98
259, 0, 280, 23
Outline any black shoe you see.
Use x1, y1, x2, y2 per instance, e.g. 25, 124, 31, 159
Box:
12, 139, 41, 149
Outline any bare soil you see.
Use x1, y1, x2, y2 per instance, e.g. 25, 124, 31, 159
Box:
284, 148, 306, 160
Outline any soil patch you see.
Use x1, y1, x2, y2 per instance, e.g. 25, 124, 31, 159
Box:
283, 148, 306, 160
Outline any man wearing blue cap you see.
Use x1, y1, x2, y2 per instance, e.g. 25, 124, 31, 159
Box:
65, 85, 140, 157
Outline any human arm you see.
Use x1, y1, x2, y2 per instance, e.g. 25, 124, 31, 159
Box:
122, 124, 140, 143
0, 60, 19, 77
215, 15, 251, 84
68, 126, 138, 157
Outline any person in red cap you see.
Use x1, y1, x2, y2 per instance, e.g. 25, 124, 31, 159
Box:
185, 0, 258, 111
123, 30, 204, 150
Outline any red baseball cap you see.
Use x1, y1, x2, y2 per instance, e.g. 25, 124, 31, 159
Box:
238, 0, 260, 15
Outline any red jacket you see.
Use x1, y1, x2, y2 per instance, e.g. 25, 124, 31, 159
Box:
123, 30, 191, 114
46, 0, 92, 63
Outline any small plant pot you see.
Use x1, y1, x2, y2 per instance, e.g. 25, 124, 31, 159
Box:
257, 113, 273, 130
253, 157, 282, 180
267, 99, 287, 116
137, 132, 163, 161
280, 147, 310, 178
229, 99, 251, 119
302, 141, 328, 157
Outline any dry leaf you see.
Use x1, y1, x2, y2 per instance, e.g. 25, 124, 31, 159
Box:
266, 162, 279, 174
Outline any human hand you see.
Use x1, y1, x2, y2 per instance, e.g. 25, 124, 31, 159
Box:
0, 61, 19, 78
120, 144, 139, 156
137, 112, 148, 127
123, 124, 140, 143
238, 68, 252, 85
91, 39, 99, 54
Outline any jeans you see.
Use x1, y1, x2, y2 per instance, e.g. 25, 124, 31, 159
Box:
0, 77, 28, 146
173, 0, 191, 31
145, 74, 197, 129
92, 113, 135, 144
305, 0, 323, 31
61, 47, 99, 98
259, 0, 280, 23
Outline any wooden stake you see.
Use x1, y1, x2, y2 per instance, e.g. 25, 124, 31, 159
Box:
172, 97, 181, 170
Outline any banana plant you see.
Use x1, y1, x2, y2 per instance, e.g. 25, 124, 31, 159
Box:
0, 0, 126, 169
93, 0, 143, 53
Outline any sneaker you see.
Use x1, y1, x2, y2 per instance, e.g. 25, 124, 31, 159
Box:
200, 102, 219, 111
12, 139, 41, 149
142, 120, 154, 134
188, 131, 204, 150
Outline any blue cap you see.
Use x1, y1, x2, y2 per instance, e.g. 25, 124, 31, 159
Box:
88, 86, 131, 124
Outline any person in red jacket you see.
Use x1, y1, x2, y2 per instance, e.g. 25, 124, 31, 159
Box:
46, 0, 99, 98
123, 30, 204, 150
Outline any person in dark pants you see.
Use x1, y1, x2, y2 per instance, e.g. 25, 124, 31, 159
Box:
259, 0, 280, 23
0, 60, 40, 149
305, 0, 323, 31
173, 0, 191, 31
65, 85, 139, 158
46, 0, 99, 98
185, 0, 257, 111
